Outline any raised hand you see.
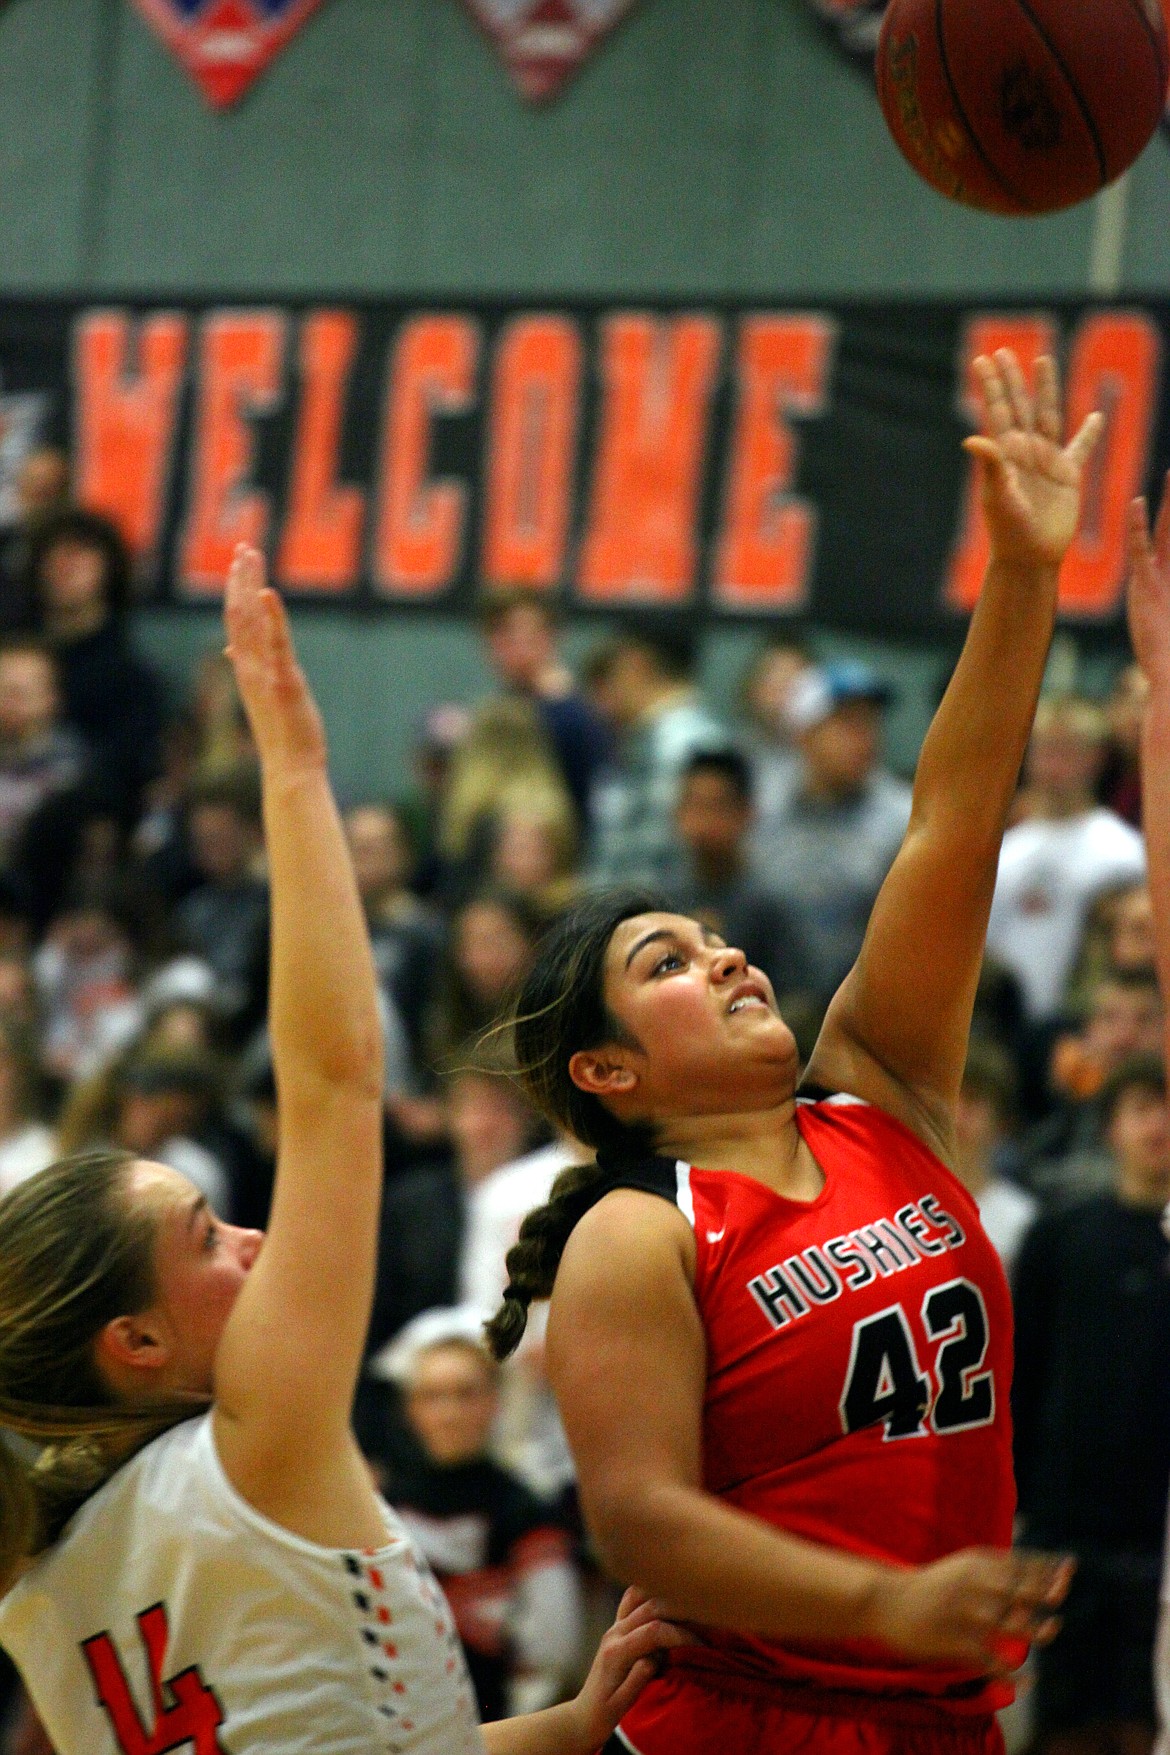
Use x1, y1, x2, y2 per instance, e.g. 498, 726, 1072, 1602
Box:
964, 350, 1102, 571
869, 1546, 1074, 1674
223, 543, 326, 775
1127, 474, 1170, 692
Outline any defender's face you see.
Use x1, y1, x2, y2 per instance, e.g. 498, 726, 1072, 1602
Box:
132, 1161, 263, 1396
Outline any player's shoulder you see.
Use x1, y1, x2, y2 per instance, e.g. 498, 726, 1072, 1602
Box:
557, 1177, 696, 1292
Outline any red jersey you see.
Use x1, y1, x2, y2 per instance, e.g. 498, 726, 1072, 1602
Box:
614, 1093, 1017, 1744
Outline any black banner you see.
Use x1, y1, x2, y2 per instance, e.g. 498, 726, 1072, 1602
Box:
0, 295, 1163, 638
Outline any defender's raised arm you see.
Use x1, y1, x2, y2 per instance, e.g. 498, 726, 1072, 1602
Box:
211, 546, 387, 1542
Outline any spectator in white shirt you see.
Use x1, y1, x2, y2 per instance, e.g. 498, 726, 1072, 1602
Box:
461, 1133, 580, 1315
988, 697, 1146, 1022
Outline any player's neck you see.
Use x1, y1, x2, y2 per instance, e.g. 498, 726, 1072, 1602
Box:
657, 1102, 823, 1202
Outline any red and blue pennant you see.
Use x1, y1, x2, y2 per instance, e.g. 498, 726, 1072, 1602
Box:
130, 0, 327, 107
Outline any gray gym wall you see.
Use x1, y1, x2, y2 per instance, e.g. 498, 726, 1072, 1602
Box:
1, 0, 1165, 797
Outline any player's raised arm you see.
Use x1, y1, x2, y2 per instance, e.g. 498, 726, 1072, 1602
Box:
1126, 479, 1170, 1069
806, 351, 1102, 1152
210, 547, 386, 1524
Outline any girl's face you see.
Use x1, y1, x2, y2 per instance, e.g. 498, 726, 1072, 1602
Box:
126, 1161, 262, 1398
405, 1343, 498, 1467
491, 813, 561, 893
456, 903, 533, 1004
1111, 886, 1156, 973
40, 538, 108, 616
578, 912, 798, 1127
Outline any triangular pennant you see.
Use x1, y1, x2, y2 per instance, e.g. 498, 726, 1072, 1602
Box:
459, 0, 641, 103
804, 0, 890, 60
130, 0, 327, 108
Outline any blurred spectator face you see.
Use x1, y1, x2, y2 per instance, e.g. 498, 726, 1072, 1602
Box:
188, 802, 259, 886
0, 953, 34, 1023
953, 1083, 1004, 1166
1107, 663, 1149, 759
1025, 721, 1104, 801
746, 645, 810, 741
117, 1087, 201, 1155
455, 900, 535, 1009
1107, 1083, 1170, 1206
17, 448, 69, 522
490, 810, 563, 894
485, 603, 556, 693
1110, 885, 1156, 974
800, 701, 881, 796
448, 1071, 531, 1186
147, 1001, 214, 1056
38, 535, 108, 619
345, 805, 412, 903
0, 649, 59, 745
592, 647, 658, 734
1083, 977, 1164, 1074
405, 1341, 499, 1467
51, 903, 123, 961
676, 769, 751, 866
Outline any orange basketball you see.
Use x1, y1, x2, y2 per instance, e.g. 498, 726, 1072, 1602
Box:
876, 0, 1168, 214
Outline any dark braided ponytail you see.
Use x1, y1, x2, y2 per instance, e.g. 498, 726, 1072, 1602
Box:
485, 888, 665, 1359
485, 1162, 612, 1357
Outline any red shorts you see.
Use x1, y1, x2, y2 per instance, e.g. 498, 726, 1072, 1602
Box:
605, 1669, 1005, 1755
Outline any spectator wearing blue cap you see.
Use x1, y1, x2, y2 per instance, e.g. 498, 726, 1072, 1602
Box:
749, 660, 912, 1001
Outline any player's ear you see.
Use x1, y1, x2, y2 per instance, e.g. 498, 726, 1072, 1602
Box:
95, 1313, 171, 1381
568, 1048, 639, 1099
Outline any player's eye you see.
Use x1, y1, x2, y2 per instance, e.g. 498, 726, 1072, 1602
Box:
203, 1220, 220, 1254
652, 951, 685, 976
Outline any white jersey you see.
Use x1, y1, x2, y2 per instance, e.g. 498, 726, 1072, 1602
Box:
0, 1415, 484, 1755
987, 807, 1146, 1019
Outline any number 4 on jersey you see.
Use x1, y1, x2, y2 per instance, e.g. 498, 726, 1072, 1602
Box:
82, 1604, 226, 1755
839, 1278, 994, 1440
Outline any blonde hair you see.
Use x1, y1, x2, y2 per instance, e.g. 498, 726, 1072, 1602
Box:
1031, 695, 1109, 746
0, 1151, 200, 1593
439, 698, 571, 862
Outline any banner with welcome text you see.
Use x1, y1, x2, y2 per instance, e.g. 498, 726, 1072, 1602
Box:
0, 295, 1162, 640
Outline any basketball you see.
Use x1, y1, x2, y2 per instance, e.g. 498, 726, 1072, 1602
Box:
876, 0, 1169, 214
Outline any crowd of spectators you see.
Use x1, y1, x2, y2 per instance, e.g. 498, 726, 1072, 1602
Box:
1, 447, 1169, 1754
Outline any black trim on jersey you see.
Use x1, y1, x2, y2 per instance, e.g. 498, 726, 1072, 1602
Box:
795, 1082, 839, 1103
597, 1153, 683, 1207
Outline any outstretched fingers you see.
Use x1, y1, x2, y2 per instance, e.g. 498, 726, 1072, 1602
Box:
1033, 354, 1062, 443
599, 1610, 690, 1719
224, 543, 267, 658
986, 1551, 1074, 1647
973, 354, 1015, 440
1153, 467, 1170, 571
996, 348, 1034, 433
259, 577, 303, 695
1129, 495, 1154, 575
1063, 409, 1104, 472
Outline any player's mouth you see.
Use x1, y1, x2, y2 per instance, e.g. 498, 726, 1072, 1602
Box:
727, 978, 771, 1015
